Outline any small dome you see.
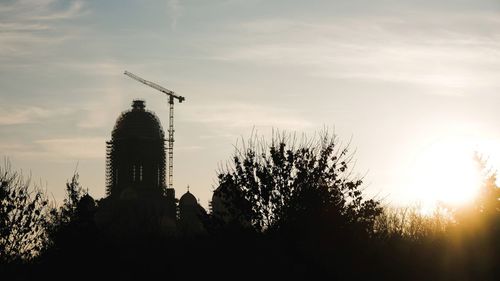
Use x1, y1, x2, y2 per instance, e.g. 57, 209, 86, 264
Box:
78, 194, 96, 208
179, 191, 197, 206
76, 194, 97, 217
111, 100, 165, 140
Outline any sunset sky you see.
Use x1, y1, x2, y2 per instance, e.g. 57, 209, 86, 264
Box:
1, 0, 500, 209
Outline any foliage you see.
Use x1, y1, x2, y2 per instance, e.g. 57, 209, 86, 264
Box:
46, 172, 91, 241
454, 153, 500, 230
59, 172, 86, 223
215, 131, 382, 234
374, 204, 453, 241
472, 153, 500, 217
0, 161, 50, 262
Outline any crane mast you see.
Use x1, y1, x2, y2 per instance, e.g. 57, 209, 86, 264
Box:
124, 70, 185, 190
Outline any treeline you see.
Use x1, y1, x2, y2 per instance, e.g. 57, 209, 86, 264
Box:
1, 132, 499, 280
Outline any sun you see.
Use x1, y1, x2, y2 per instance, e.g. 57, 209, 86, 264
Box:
407, 137, 484, 213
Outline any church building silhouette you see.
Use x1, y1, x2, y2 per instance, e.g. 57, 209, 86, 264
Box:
95, 100, 206, 237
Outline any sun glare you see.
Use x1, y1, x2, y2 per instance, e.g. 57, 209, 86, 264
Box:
408, 137, 483, 213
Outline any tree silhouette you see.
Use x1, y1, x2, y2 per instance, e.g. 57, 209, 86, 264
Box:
45, 172, 97, 253
473, 153, 500, 218
0, 161, 50, 262
51, 172, 88, 226
454, 153, 500, 229
214, 131, 382, 235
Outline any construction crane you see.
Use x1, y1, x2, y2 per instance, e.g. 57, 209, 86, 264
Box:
124, 70, 185, 190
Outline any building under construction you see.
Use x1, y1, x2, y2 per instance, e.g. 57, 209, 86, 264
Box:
106, 100, 167, 198
99, 99, 206, 237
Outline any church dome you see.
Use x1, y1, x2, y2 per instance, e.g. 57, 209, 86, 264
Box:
106, 99, 166, 197
111, 100, 165, 140
179, 191, 197, 206
76, 194, 97, 218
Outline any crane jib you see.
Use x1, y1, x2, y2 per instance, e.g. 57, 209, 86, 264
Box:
124, 71, 184, 102
123, 70, 185, 190
161, 89, 185, 102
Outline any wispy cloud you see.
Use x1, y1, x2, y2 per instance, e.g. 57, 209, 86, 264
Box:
0, 0, 85, 21
32, 1, 84, 21
184, 102, 312, 130
0, 142, 32, 153
76, 86, 125, 129
0, 105, 70, 125
210, 13, 500, 95
166, 0, 182, 29
55, 60, 125, 77
61, 61, 132, 129
176, 145, 204, 151
0, 22, 50, 31
35, 137, 105, 160
0, 136, 105, 162
0, 0, 86, 57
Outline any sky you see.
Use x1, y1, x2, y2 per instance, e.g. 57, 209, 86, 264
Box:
1, 0, 500, 209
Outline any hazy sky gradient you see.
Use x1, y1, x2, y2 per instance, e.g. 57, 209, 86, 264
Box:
1, 0, 500, 208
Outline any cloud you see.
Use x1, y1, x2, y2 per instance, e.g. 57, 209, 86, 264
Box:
210, 13, 500, 95
35, 137, 105, 160
176, 145, 204, 151
56, 61, 125, 77
32, 1, 84, 21
0, 0, 86, 57
184, 102, 313, 130
0, 105, 70, 125
0, 142, 32, 153
76, 86, 125, 129
59, 61, 132, 129
0, 136, 105, 162
0, 22, 50, 32
0, 0, 85, 21
166, 0, 182, 29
